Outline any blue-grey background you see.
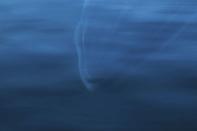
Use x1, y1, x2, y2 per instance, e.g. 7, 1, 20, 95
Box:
0, 0, 197, 130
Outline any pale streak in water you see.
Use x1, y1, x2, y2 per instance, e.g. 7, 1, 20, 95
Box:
132, 6, 196, 70
74, 0, 93, 90
73, 1, 132, 90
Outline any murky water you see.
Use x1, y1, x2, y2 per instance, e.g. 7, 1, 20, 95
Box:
0, 0, 197, 130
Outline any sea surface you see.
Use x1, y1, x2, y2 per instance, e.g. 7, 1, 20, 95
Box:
0, 0, 197, 130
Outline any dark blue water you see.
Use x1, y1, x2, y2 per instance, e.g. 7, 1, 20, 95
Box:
0, 0, 197, 130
